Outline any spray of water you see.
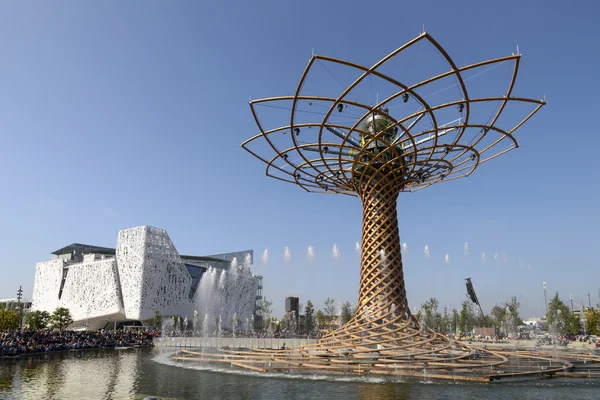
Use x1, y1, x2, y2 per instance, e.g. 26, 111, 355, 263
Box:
218, 270, 226, 290
283, 247, 292, 263
355, 242, 361, 253
380, 249, 386, 262
424, 245, 430, 259
481, 252, 486, 263
464, 242, 469, 256
261, 248, 269, 265
445, 254, 450, 264
493, 252, 499, 264
332, 244, 340, 260
402, 243, 408, 253
307, 245, 315, 263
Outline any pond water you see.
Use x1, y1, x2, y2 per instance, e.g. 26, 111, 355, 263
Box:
0, 348, 598, 400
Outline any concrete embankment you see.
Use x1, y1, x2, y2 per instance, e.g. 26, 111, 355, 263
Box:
469, 339, 599, 352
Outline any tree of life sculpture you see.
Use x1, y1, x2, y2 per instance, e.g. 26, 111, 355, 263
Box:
241, 31, 544, 336
173, 33, 599, 381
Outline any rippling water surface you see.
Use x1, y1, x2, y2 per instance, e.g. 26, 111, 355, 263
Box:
0, 348, 599, 400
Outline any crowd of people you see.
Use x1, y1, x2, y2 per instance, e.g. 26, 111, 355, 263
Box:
0, 329, 159, 357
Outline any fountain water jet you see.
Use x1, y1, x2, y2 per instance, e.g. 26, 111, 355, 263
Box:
283, 247, 291, 263
307, 245, 315, 263
332, 244, 340, 260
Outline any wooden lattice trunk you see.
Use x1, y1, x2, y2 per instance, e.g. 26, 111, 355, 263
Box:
357, 180, 407, 321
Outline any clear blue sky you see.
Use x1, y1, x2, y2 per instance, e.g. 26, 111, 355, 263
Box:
1, 1, 598, 318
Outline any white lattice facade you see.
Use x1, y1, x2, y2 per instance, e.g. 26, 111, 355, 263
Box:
31, 226, 258, 330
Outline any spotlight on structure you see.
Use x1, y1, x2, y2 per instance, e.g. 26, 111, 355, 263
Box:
470, 153, 476, 161
294, 127, 300, 136
323, 146, 329, 153
337, 103, 344, 113
402, 93, 409, 103
458, 103, 464, 113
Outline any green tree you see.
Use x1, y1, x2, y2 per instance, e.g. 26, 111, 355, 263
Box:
50, 307, 73, 331
259, 297, 273, 330
0, 309, 20, 330
316, 310, 326, 329
153, 310, 162, 328
451, 308, 459, 334
323, 297, 337, 317
440, 307, 449, 333
584, 308, 599, 335
260, 297, 273, 317
459, 297, 477, 334
490, 305, 507, 330
340, 301, 354, 324
322, 297, 339, 329
26, 310, 50, 330
305, 301, 316, 334
505, 296, 524, 331
546, 293, 579, 335
421, 298, 440, 330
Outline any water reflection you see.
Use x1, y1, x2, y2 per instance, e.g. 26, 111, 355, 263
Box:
358, 383, 412, 400
0, 350, 140, 400
1, 349, 600, 400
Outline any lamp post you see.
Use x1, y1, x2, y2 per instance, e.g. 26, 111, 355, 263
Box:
16, 285, 23, 329
570, 293, 574, 313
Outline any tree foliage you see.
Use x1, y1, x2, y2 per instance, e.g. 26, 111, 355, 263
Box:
0, 309, 20, 330
340, 301, 354, 324
584, 307, 599, 336
546, 293, 579, 335
304, 301, 315, 334
50, 307, 73, 331
315, 310, 326, 329
259, 297, 273, 318
505, 296, 524, 331
153, 310, 162, 329
323, 297, 337, 317
489, 297, 523, 334
459, 297, 477, 333
420, 298, 439, 329
26, 310, 50, 330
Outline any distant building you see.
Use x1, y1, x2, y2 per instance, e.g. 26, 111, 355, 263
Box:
284, 297, 300, 331
32, 225, 262, 330
523, 317, 547, 330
